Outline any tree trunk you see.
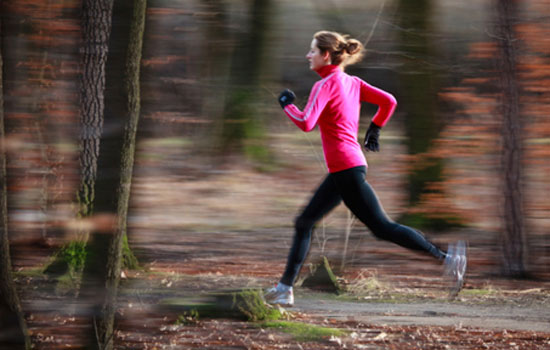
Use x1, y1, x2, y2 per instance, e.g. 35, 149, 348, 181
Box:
496, 0, 527, 277
47, 0, 139, 278
0, 5, 31, 347
77, 0, 115, 221
76, 0, 115, 348
396, 0, 450, 230
80, 1, 147, 348
40, 0, 113, 280
200, 0, 231, 154
219, 0, 272, 164
118, 0, 147, 267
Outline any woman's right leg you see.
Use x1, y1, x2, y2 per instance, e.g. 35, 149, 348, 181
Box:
280, 174, 342, 286
334, 167, 447, 260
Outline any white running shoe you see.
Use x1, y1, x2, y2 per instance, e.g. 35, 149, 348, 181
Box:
264, 284, 294, 307
444, 240, 467, 298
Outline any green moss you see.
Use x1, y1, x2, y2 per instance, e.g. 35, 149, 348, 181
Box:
262, 321, 348, 342
122, 234, 140, 270
164, 289, 282, 322
230, 289, 282, 321
175, 309, 200, 325
45, 235, 139, 278
44, 241, 87, 277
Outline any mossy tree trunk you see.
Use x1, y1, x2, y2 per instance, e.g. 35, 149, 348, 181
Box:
117, 0, 145, 271
76, 0, 115, 348
80, 0, 147, 348
44, 0, 116, 279
76, 0, 138, 274
47, 0, 138, 279
0, 6, 31, 348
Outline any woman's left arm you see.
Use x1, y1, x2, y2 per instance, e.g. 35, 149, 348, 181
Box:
359, 80, 397, 127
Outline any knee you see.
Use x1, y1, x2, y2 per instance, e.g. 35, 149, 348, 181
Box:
368, 219, 398, 240
295, 215, 315, 235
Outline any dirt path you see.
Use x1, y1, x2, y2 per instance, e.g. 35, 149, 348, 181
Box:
125, 226, 550, 339
294, 292, 550, 333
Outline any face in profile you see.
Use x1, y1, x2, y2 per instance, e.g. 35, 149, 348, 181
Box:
306, 39, 330, 71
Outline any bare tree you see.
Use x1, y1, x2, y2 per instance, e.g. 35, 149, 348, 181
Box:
77, 0, 115, 221
395, 0, 452, 230
75, 0, 116, 348
45, 0, 116, 278
0, 3, 31, 347
495, 0, 527, 277
218, 0, 272, 163
80, 0, 147, 348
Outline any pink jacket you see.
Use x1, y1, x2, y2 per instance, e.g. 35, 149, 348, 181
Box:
283, 64, 397, 173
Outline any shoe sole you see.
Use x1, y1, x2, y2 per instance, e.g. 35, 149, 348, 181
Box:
449, 276, 464, 299
264, 296, 294, 307
270, 302, 294, 307
264, 291, 294, 307
448, 241, 467, 299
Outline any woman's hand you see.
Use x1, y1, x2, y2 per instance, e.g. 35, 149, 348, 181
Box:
278, 89, 296, 109
364, 121, 381, 152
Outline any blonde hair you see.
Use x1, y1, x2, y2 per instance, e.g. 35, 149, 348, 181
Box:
314, 31, 364, 67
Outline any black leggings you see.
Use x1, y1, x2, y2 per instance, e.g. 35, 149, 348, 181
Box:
280, 166, 446, 286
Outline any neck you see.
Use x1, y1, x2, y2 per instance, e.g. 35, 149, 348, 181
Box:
315, 64, 341, 78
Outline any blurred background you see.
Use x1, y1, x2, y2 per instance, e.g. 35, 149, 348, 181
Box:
2, 0, 549, 287
2, 0, 550, 347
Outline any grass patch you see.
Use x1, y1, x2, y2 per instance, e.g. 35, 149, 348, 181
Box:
13, 267, 45, 278
345, 270, 391, 299
461, 286, 499, 297
335, 292, 420, 304
347, 275, 386, 295
261, 321, 348, 342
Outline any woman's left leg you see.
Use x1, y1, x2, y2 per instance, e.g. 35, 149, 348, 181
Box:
333, 166, 446, 260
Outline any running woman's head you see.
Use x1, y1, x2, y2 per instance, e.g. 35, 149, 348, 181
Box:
306, 31, 364, 71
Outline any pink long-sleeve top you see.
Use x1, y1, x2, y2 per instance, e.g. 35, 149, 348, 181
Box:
283, 64, 397, 173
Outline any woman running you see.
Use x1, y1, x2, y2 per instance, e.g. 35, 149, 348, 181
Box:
265, 31, 466, 306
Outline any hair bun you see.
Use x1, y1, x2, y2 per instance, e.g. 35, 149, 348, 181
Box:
345, 39, 362, 56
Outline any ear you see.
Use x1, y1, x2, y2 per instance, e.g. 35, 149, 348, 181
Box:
322, 50, 331, 63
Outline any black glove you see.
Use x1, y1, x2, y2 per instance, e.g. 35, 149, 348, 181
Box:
278, 89, 296, 109
364, 121, 381, 152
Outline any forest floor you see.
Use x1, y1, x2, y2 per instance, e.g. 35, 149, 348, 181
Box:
10, 156, 550, 349
13, 226, 550, 350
